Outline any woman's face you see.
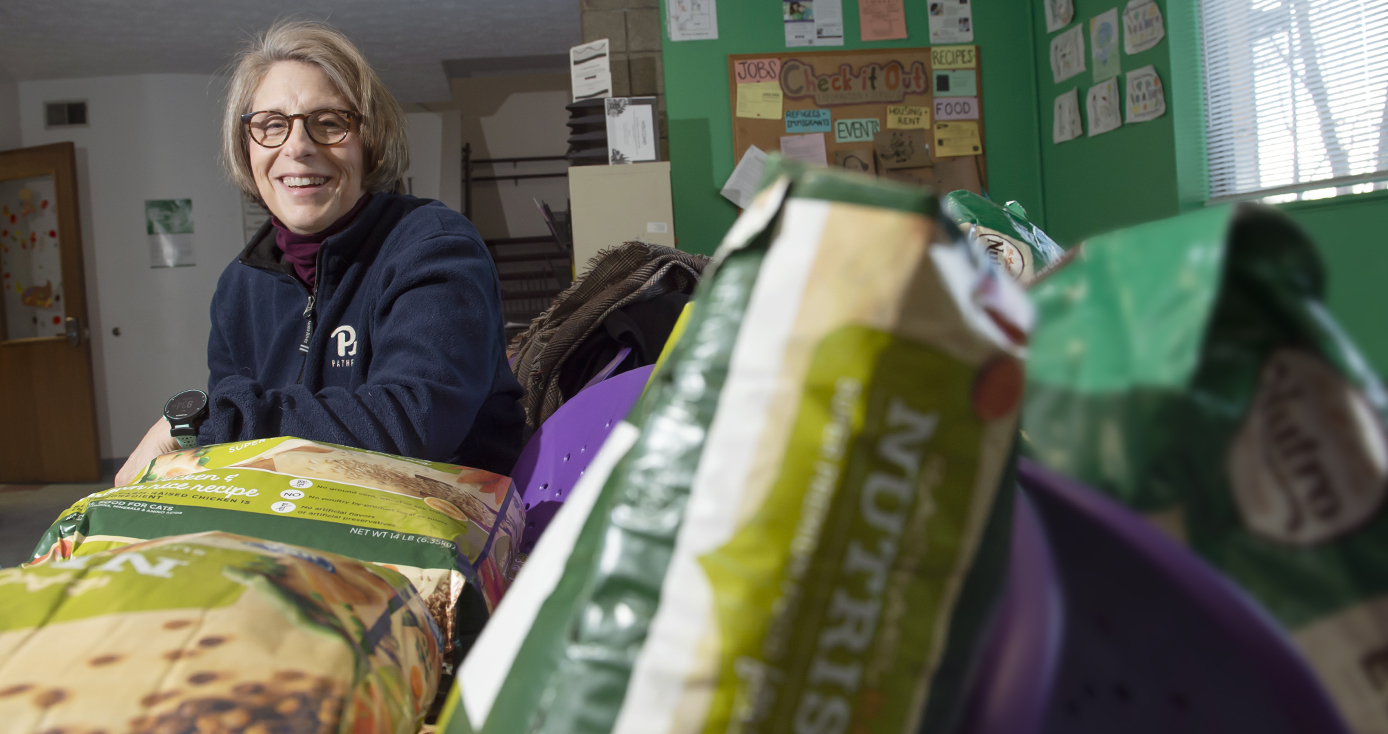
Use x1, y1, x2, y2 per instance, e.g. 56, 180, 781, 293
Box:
249, 61, 366, 234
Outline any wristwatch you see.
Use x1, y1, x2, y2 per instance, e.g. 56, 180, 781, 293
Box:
164, 389, 209, 449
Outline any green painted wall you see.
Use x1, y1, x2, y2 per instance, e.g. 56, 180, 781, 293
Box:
659, 0, 1388, 371
659, 0, 1047, 256
1029, 0, 1179, 246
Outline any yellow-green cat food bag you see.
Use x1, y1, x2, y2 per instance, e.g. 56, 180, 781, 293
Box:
30, 437, 523, 664
438, 159, 1030, 733
0, 531, 440, 734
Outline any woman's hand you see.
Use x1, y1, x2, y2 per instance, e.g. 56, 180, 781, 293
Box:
114, 419, 180, 487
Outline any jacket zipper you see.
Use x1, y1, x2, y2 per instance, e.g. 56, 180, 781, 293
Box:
239, 234, 329, 386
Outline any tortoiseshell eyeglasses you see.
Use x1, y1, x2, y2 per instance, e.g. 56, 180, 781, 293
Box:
241, 109, 359, 148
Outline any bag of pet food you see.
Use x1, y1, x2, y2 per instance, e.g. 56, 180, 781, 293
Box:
1023, 204, 1388, 733
941, 190, 1065, 285
30, 437, 524, 664
438, 159, 1031, 734
0, 531, 440, 734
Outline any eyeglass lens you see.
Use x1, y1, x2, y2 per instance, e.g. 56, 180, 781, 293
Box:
248, 111, 352, 147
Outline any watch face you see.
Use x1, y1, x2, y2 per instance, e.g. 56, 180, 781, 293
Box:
166, 390, 207, 421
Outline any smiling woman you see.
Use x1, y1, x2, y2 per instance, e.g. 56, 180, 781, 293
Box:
114, 20, 525, 487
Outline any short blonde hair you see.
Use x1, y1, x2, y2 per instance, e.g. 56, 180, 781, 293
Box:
221, 20, 409, 199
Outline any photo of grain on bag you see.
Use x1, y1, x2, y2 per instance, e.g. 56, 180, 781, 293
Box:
0, 531, 441, 734
1023, 204, 1388, 733
29, 437, 522, 662
440, 158, 1032, 734
941, 190, 1065, 285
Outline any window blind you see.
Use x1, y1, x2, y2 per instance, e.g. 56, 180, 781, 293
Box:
1202, 0, 1388, 202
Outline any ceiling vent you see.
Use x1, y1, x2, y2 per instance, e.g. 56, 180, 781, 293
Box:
45, 101, 87, 128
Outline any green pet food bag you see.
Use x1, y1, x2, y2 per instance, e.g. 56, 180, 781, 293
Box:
941, 190, 1065, 285
30, 437, 524, 663
438, 160, 1032, 734
0, 531, 441, 734
1024, 204, 1388, 733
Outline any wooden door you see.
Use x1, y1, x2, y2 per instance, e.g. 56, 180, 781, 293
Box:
0, 142, 101, 482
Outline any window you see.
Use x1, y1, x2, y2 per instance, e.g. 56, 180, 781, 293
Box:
1202, 0, 1388, 202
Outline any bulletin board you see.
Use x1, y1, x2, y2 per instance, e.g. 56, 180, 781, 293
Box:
727, 46, 987, 195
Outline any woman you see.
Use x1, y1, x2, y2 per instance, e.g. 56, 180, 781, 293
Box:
115, 21, 524, 485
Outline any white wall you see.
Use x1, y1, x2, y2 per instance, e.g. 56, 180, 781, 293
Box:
0, 80, 19, 151
402, 111, 443, 201
476, 88, 571, 238
19, 74, 243, 459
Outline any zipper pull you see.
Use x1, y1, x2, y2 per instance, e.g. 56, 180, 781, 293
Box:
299, 295, 315, 354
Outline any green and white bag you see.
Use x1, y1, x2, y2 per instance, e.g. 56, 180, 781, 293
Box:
439, 161, 1031, 734
1023, 204, 1388, 733
31, 437, 524, 664
941, 190, 1064, 285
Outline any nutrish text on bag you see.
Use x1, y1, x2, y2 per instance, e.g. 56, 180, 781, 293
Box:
1023, 204, 1388, 733
440, 160, 1032, 734
30, 437, 523, 662
0, 532, 440, 734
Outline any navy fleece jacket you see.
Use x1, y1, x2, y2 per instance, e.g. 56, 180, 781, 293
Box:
202, 192, 525, 475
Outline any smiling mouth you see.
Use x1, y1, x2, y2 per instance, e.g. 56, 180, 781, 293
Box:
282, 176, 328, 188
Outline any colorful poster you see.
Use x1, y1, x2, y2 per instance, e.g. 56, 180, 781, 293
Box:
860, 0, 907, 41
934, 69, 977, 97
928, 0, 974, 44
1090, 9, 1121, 83
1125, 65, 1166, 122
1045, 0, 1074, 33
934, 121, 982, 157
930, 45, 976, 70
887, 105, 929, 129
779, 57, 930, 106
779, 133, 829, 165
786, 109, 832, 133
1, 176, 65, 339
666, 0, 718, 42
146, 199, 195, 268
736, 82, 784, 119
1123, 0, 1165, 54
834, 117, 882, 143
935, 96, 979, 121
1086, 77, 1122, 136
1050, 24, 1085, 83
784, 0, 816, 46
570, 39, 612, 102
1053, 88, 1082, 143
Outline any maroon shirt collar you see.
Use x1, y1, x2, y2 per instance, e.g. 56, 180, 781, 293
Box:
270, 193, 371, 288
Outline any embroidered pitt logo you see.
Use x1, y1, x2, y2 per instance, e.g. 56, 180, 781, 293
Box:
330, 325, 357, 368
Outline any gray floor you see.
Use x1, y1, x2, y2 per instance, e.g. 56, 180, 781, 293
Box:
0, 478, 111, 568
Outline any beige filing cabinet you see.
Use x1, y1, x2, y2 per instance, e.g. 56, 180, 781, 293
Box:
569, 162, 675, 276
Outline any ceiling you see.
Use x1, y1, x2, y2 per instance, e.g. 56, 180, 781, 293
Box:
0, 0, 581, 103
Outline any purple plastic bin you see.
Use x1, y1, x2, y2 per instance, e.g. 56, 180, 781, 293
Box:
511, 365, 653, 553
1018, 458, 1349, 734
959, 487, 1064, 734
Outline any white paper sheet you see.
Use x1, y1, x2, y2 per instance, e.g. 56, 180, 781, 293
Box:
1123, 0, 1165, 54
928, 0, 975, 44
1125, 65, 1167, 123
667, 0, 718, 41
780, 133, 828, 166
1054, 89, 1083, 143
1086, 77, 1122, 136
605, 97, 659, 164
814, 0, 845, 45
1045, 0, 1074, 33
720, 146, 770, 209
570, 39, 612, 102
1050, 25, 1085, 84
